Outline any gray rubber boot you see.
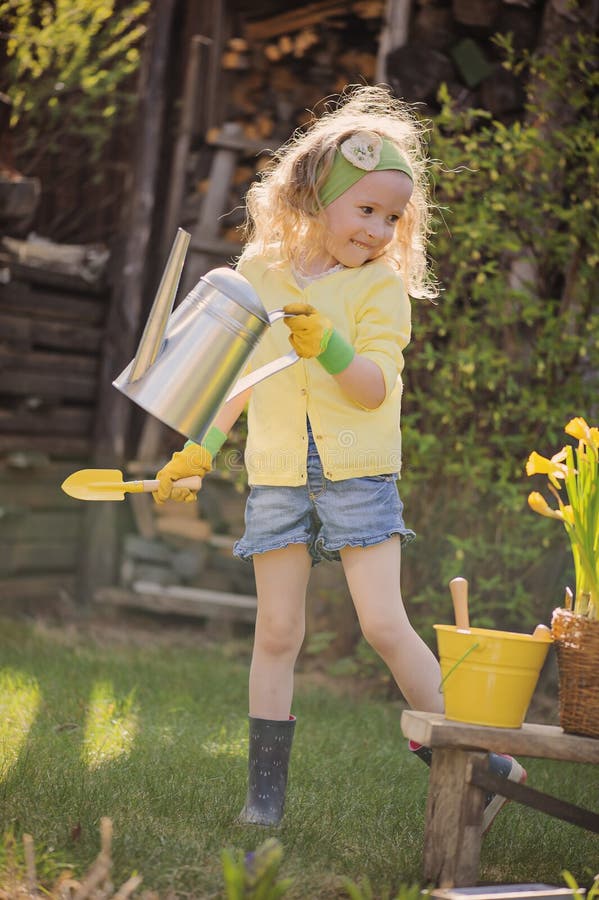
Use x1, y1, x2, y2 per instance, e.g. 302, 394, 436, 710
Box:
238, 715, 296, 826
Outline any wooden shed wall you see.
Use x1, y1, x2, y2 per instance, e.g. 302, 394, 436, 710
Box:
0, 261, 110, 608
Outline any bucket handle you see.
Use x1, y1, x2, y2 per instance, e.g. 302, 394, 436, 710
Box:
438, 641, 480, 693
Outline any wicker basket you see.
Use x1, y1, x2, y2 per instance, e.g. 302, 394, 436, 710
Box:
551, 607, 599, 738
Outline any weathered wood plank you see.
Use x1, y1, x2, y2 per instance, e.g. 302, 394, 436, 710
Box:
0, 406, 93, 436
423, 749, 485, 887
96, 582, 257, 623
0, 434, 91, 457
0, 461, 83, 482
468, 757, 599, 833
0, 313, 102, 353
244, 0, 355, 39
0, 480, 76, 509
0, 510, 82, 541
400, 710, 599, 765
0, 369, 96, 402
0, 346, 98, 376
0, 279, 106, 324
0, 573, 76, 601
1, 541, 78, 575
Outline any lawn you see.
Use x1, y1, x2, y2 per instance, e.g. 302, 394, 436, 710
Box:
0, 614, 597, 898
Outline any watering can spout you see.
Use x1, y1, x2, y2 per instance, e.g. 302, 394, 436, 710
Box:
128, 228, 191, 383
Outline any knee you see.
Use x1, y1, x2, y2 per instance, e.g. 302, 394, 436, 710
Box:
255, 615, 305, 660
360, 617, 404, 659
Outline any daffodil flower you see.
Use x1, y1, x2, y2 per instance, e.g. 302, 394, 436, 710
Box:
565, 417, 592, 444
527, 491, 563, 519
526, 416, 598, 619
525, 450, 569, 488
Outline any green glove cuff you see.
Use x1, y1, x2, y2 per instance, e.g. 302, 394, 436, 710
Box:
185, 425, 227, 460
317, 329, 355, 375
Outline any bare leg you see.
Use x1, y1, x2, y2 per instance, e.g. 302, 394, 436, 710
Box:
249, 543, 312, 719
341, 537, 443, 713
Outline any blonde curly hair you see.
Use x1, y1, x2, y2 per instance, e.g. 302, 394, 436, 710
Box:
239, 84, 439, 300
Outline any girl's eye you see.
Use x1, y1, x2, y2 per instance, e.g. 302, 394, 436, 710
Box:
387, 215, 399, 225
360, 206, 373, 214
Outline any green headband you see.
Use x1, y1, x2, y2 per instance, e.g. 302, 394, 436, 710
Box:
319, 131, 413, 208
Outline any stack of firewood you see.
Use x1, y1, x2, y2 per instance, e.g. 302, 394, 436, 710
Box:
193, 1, 385, 245
193, 0, 541, 248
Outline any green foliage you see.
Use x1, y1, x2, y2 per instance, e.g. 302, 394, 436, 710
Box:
0, 829, 74, 891
400, 31, 599, 637
343, 875, 430, 900
562, 869, 599, 900
2, 0, 149, 163
222, 838, 293, 899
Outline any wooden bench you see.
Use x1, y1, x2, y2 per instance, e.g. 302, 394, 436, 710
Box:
400, 710, 599, 888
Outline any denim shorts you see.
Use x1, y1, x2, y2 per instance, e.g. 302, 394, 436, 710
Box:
233, 422, 415, 564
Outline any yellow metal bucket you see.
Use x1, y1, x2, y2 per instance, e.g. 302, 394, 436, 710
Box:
435, 625, 552, 728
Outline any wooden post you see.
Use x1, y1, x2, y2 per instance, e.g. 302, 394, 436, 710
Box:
181, 121, 245, 294
376, 0, 412, 83
161, 34, 211, 260
423, 749, 486, 887
77, 0, 177, 603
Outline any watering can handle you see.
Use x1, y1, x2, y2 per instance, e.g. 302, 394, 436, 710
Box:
225, 308, 299, 401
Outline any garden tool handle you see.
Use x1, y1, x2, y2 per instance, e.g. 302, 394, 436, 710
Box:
449, 576, 470, 630
138, 476, 202, 493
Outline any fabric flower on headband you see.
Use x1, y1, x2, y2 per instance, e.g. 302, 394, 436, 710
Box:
339, 131, 383, 171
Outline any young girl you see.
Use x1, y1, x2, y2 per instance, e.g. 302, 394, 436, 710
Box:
153, 85, 525, 831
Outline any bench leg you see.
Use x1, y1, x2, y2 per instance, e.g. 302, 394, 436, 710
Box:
423, 749, 486, 887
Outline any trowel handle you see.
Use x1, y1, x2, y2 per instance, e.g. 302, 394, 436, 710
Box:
137, 476, 202, 493
449, 577, 470, 630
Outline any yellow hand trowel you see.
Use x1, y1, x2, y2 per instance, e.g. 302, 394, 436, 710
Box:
61, 469, 202, 502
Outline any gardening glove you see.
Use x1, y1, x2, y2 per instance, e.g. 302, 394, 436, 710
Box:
153, 427, 227, 504
283, 302, 355, 375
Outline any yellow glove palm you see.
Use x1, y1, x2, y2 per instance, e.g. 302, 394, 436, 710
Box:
283, 302, 355, 375
154, 443, 212, 504
283, 302, 333, 358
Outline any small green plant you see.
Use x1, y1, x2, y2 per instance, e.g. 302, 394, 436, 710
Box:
562, 869, 599, 900
343, 875, 431, 900
222, 838, 293, 899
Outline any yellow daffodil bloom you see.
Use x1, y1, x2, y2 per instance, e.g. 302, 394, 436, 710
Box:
527, 491, 563, 519
565, 417, 592, 444
526, 416, 598, 619
525, 451, 569, 488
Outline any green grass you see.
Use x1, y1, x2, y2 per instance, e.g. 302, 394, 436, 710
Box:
0, 615, 597, 897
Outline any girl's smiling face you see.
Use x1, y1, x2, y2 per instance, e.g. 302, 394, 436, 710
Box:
315, 169, 413, 272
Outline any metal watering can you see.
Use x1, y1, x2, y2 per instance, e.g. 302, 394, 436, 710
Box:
113, 229, 298, 442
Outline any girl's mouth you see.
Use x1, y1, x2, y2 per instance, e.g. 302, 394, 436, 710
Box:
351, 239, 372, 250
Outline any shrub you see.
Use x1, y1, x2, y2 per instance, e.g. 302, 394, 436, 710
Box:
400, 31, 599, 641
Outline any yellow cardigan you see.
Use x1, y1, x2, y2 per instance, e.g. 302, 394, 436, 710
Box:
237, 252, 412, 486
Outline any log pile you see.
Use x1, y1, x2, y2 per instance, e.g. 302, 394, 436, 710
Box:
186, 1, 386, 248
186, 0, 543, 254
0, 239, 110, 607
